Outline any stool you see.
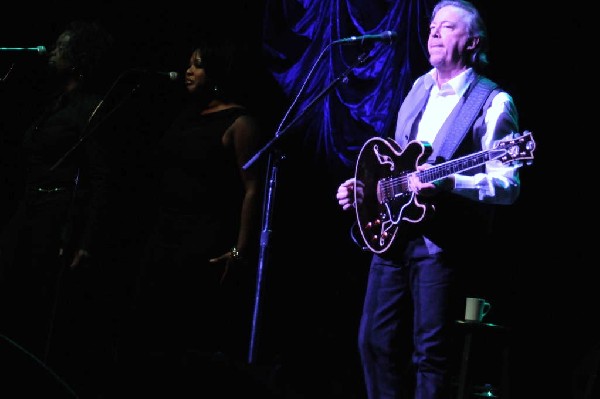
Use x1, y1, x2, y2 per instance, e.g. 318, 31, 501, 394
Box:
454, 320, 511, 399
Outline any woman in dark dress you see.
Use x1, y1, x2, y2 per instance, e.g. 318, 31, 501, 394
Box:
124, 35, 265, 396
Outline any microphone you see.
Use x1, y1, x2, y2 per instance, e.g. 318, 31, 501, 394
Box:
333, 31, 397, 45
130, 68, 179, 81
0, 46, 47, 54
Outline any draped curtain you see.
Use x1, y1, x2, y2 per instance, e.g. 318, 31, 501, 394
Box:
261, 0, 435, 172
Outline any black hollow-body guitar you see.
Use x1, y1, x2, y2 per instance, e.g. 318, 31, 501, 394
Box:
353, 131, 535, 254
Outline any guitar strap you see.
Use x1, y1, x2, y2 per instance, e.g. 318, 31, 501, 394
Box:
431, 76, 498, 162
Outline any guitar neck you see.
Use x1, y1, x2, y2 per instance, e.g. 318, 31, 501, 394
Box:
418, 148, 505, 183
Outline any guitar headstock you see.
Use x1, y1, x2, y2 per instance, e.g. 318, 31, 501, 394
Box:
493, 130, 536, 166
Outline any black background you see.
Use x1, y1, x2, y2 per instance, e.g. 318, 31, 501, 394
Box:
0, 2, 594, 398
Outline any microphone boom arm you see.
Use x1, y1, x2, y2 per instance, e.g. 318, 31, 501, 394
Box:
49, 70, 142, 171
243, 51, 370, 170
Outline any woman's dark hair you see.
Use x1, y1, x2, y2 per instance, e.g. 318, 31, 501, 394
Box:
192, 34, 248, 103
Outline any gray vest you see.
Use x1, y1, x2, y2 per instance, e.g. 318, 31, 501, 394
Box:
394, 73, 499, 165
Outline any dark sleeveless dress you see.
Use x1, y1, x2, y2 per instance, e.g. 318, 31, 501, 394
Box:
129, 105, 254, 378
153, 105, 246, 253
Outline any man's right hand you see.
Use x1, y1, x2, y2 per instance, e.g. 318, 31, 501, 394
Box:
336, 178, 364, 211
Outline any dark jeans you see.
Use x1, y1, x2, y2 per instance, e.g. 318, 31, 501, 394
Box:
358, 238, 457, 399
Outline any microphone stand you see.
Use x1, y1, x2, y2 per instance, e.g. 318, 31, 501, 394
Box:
244, 49, 370, 364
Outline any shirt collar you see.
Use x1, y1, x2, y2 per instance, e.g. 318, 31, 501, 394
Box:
424, 68, 476, 97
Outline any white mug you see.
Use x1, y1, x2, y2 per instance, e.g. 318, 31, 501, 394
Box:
464, 297, 491, 322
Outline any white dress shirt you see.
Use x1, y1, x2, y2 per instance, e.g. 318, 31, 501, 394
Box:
412, 68, 521, 205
